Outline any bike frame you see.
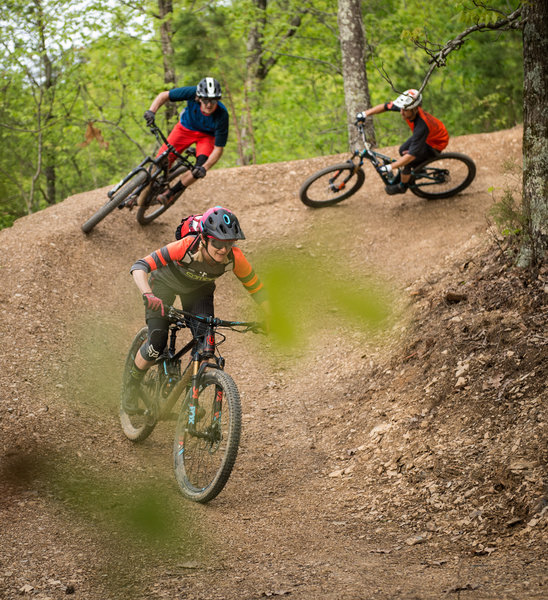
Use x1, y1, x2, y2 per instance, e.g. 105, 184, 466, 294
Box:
143, 308, 260, 424
107, 126, 195, 200
352, 121, 449, 189
350, 122, 399, 185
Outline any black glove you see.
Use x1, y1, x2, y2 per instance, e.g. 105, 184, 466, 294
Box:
143, 110, 156, 126
191, 165, 207, 179
142, 292, 164, 316
355, 112, 366, 123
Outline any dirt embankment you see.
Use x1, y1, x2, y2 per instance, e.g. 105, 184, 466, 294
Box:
1, 125, 546, 600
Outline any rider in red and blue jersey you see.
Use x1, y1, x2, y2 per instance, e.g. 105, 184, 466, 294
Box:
142, 77, 229, 205
363, 89, 449, 195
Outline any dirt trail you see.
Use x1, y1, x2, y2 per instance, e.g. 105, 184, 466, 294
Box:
1, 125, 546, 600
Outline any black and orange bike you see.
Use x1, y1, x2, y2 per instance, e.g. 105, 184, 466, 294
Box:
119, 305, 264, 503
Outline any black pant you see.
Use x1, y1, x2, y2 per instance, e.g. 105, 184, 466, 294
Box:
399, 139, 438, 174
140, 280, 215, 362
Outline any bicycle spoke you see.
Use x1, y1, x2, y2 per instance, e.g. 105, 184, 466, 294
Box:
173, 370, 241, 503
119, 327, 158, 442
299, 163, 365, 208
410, 153, 476, 200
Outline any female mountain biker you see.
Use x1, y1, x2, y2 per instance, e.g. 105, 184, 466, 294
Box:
361, 89, 449, 195
123, 206, 268, 414
141, 77, 229, 206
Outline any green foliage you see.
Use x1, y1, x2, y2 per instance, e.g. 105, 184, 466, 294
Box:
1, 445, 200, 593
489, 158, 527, 242
259, 247, 395, 349
490, 187, 525, 237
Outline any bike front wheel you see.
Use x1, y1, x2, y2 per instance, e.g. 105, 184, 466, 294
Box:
410, 152, 476, 200
136, 162, 188, 226
119, 327, 157, 442
173, 369, 242, 503
82, 171, 148, 233
299, 162, 365, 208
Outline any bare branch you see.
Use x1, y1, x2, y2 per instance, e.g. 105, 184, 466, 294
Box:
259, 50, 341, 76
415, 6, 523, 95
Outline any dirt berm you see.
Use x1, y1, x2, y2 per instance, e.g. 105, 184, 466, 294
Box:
0, 125, 546, 599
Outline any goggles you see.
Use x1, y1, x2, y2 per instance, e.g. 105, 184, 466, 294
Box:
199, 97, 219, 105
208, 236, 235, 250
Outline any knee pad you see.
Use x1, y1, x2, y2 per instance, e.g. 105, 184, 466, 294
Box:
140, 328, 168, 361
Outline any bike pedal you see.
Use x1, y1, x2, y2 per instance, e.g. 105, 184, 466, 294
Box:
123, 195, 138, 210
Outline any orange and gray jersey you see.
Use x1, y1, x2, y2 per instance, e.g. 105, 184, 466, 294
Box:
130, 235, 266, 303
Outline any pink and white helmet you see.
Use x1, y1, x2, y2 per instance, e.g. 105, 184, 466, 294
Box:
393, 89, 422, 110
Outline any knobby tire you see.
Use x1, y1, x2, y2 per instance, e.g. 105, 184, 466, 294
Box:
136, 162, 188, 225
299, 162, 365, 208
119, 327, 157, 442
81, 171, 148, 233
173, 369, 241, 503
410, 152, 476, 200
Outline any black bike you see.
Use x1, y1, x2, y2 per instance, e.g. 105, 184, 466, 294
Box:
120, 305, 264, 503
81, 125, 196, 233
299, 115, 476, 208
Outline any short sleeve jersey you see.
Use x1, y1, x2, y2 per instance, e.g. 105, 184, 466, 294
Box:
168, 86, 229, 147
385, 102, 449, 153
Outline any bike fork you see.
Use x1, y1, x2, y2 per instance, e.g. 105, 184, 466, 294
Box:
187, 358, 202, 429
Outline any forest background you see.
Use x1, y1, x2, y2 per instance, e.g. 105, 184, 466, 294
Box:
0, 0, 523, 229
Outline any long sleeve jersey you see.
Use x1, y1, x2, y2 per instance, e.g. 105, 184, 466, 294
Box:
130, 235, 266, 303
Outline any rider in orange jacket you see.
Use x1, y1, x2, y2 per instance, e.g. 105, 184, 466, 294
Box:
364, 89, 449, 195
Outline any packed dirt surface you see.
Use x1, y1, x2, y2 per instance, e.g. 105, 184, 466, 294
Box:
1, 125, 546, 600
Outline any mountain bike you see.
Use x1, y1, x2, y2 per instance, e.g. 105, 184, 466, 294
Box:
299, 115, 476, 208
81, 125, 196, 233
120, 305, 265, 503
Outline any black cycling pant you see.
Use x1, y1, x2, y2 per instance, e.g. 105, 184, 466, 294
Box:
399, 139, 439, 174
140, 280, 215, 362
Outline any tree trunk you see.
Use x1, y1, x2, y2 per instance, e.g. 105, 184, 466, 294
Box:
240, 0, 267, 164
158, 0, 177, 124
519, 0, 548, 266
36, 0, 56, 205
337, 0, 375, 149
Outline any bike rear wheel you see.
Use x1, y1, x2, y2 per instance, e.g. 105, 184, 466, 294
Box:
119, 327, 157, 442
410, 152, 476, 200
173, 369, 241, 503
82, 171, 148, 233
299, 162, 365, 208
136, 162, 188, 225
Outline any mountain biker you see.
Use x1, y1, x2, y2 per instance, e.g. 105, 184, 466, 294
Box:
361, 89, 449, 195
123, 206, 268, 415
140, 76, 229, 206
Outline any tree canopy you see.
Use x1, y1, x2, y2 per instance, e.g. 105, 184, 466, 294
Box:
0, 0, 523, 228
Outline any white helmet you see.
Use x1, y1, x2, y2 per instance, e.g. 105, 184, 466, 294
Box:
196, 77, 222, 99
393, 88, 422, 110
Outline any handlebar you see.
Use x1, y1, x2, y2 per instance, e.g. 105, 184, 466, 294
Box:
166, 305, 266, 335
